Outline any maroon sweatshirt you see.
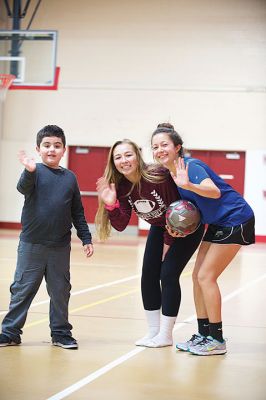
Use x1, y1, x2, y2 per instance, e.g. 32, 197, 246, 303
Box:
107, 169, 180, 245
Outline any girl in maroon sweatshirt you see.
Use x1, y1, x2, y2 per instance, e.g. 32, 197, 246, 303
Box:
95, 139, 204, 347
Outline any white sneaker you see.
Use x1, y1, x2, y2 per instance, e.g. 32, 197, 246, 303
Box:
189, 336, 227, 356
176, 333, 205, 352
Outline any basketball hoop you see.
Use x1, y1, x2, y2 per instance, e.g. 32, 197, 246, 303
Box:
0, 74, 16, 102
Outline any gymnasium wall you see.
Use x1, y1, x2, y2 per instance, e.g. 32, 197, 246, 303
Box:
0, 0, 265, 235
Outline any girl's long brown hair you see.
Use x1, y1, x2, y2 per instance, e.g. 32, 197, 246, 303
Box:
95, 139, 168, 240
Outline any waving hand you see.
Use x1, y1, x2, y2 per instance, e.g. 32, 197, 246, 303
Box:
96, 177, 117, 206
18, 150, 36, 172
170, 158, 190, 189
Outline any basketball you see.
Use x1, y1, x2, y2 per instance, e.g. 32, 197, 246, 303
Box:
165, 200, 201, 235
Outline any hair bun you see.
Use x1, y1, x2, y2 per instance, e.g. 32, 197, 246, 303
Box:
157, 122, 174, 130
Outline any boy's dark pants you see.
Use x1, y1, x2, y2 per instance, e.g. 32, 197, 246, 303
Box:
2, 241, 73, 342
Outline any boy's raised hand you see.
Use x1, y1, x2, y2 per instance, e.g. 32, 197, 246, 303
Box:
18, 150, 36, 172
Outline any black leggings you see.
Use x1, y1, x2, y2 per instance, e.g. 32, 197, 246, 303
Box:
141, 224, 204, 317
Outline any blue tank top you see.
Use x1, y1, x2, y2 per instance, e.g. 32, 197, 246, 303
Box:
177, 157, 254, 226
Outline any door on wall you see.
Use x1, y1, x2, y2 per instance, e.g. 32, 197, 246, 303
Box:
68, 146, 138, 225
186, 150, 246, 195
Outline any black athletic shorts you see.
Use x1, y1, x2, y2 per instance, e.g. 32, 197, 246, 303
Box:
203, 216, 255, 245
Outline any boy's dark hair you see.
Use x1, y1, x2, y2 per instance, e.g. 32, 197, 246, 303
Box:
36, 125, 66, 147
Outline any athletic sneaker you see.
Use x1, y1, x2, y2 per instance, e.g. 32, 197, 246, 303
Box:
52, 335, 78, 349
176, 333, 205, 352
189, 336, 226, 356
0, 333, 21, 347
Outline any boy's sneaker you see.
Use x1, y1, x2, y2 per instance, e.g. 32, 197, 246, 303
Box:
0, 333, 21, 347
52, 335, 78, 349
176, 333, 205, 352
189, 336, 227, 356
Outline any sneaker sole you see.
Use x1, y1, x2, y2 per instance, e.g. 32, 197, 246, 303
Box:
190, 349, 227, 356
52, 342, 78, 349
0, 342, 20, 347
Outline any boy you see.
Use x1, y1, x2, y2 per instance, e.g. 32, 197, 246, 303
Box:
0, 125, 93, 349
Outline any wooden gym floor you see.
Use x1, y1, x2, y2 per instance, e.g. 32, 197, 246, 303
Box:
0, 229, 265, 400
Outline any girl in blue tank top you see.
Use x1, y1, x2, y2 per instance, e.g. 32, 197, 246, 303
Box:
151, 122, 255, 356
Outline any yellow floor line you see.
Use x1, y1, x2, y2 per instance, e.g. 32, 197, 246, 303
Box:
23, 271, 192, 329
24, 288, 138, 329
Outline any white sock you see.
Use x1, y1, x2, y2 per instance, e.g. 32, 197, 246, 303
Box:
145, 315, 176, 348
135, 309, 160, 346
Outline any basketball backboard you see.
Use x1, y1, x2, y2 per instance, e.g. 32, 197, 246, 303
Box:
0, 30, 58, 89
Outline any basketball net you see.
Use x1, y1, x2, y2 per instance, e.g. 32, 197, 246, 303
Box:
0, 74, 16, 103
